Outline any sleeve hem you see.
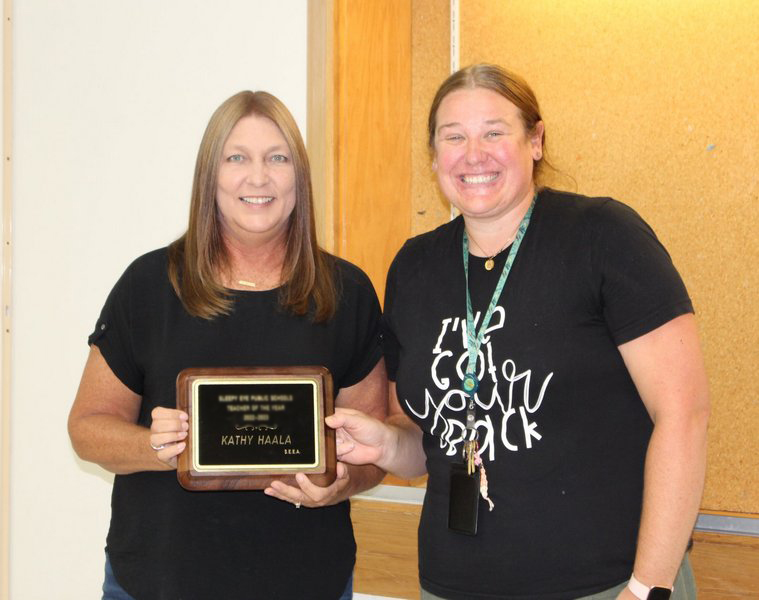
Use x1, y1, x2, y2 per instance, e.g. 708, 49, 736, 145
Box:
611, 299, 694, 346
90, 339, 144, 396
336, 346, 383, 391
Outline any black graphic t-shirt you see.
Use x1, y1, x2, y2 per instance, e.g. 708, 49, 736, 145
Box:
89, 248, 382, 600
383, 189, 693, 600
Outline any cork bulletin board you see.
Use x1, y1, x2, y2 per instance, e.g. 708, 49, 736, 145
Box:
410, 0, 758, 514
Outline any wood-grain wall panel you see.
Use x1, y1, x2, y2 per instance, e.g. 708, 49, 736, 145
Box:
353, 499, 421, 600
691, 532, 759, 598
335, 0, 412, 302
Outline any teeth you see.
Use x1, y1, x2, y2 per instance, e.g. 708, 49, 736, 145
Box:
240, 196, 274, 204
460, 174, 498, 184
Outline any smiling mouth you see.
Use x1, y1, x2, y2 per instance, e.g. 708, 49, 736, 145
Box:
460, 173, 499, 184
240, 196, 274, 205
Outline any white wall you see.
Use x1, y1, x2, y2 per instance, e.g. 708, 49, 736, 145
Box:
10, 1, 307, 597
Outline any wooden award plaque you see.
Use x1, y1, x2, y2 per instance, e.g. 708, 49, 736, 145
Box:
176, 366, 336, 491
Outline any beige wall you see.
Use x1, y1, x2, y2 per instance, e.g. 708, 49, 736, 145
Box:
3, 2, 309, 598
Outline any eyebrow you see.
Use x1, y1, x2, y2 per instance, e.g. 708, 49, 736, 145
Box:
436, 118, 511, 134
436, 122, 462, 133
224, 143, 290, 154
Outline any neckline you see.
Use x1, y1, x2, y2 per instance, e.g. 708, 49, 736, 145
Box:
225, 285, 282, 295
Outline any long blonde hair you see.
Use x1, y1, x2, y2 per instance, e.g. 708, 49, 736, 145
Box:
168, 91, 336, 321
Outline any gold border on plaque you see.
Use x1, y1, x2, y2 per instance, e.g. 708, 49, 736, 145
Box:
190, 377, 322, 472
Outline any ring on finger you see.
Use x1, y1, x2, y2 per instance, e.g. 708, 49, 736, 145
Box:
150, 442, 167, 451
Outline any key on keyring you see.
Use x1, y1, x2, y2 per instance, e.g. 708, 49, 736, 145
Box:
464, 439, 478, 475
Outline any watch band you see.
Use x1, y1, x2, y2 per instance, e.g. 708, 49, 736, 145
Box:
628, 574, 673, 600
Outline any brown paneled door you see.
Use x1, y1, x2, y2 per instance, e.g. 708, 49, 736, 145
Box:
307, 0, 423, 487
308, 0, 413, 304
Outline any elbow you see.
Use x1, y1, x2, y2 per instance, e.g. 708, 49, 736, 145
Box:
699, 397, 710, 428
651, 390, 710, 446
67, 413, 88, 461
681, 394, 710, 442
693, 388, 711, 430
67, 410, 101, 464
677, 391, 710, 453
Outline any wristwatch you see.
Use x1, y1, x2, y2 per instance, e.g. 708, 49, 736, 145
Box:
628, 574, 673, 600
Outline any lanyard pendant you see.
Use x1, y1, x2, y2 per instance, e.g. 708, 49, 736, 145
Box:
462, 373, 479, 394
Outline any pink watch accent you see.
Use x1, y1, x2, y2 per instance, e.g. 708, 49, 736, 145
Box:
627, 574, 650, 600
628, 574, 673, 600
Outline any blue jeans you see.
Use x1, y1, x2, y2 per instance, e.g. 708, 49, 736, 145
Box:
103, 553, 354, 599
339, 573, 354, 600
102, 553, 135, 600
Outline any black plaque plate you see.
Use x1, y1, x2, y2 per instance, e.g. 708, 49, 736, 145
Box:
176, 366, 335, 491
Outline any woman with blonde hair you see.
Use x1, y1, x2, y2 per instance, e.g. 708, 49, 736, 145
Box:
69, 90, 387, 600
330, 64, 708, 600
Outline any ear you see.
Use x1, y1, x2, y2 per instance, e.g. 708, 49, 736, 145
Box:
431, 157, 438, 172
530, 121, 544, 160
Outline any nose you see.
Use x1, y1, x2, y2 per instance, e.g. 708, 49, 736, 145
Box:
245, 159, 269, 186
464, 138, 486, 165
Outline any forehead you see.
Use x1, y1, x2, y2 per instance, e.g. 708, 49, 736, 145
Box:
436, 87, 522, 126
224, 113, 288, 148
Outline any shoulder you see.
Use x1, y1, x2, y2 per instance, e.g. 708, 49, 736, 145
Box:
92, 247, 171, 338
329, 255, 380, 307
324, 255, 382, 334
107, 247, 171, 301
537, 187, 621, 218
390, 217, 462, 273
535, 189, 668, 252
331, 255, 374, 289
537, 187, 648, 227
122, 247, 169, 278
401, 217, 461, 255
329, 254, 370, 285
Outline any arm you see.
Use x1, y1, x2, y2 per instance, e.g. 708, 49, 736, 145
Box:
616, 313, 709, 596
68, 345, 185, 474
265, 359, 389, 506
385, 382, 427, 477
332, 358, 389, 496
328, 381, 427, 479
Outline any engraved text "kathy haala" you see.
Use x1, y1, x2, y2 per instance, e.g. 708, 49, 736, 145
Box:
220, 434, 293, 446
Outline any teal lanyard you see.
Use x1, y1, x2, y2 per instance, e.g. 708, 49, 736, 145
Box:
461, 196, 536, 401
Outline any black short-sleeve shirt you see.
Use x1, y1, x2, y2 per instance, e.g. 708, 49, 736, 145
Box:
89, 248, 382, 600
383, 189, 692, 599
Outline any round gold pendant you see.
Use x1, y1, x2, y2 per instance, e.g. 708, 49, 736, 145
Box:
484, 258, 495, 271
